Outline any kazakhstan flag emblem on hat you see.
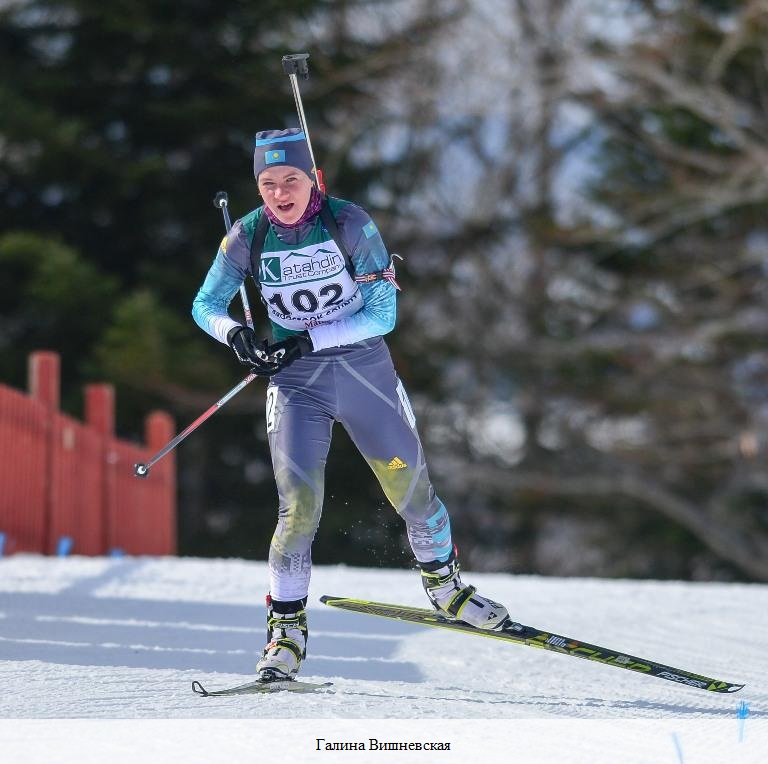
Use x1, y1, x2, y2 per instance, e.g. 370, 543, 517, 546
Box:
265, 149, 286, 164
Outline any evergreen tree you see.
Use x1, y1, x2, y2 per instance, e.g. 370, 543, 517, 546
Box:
0, 0, 464, 561
375, 0, 768, 581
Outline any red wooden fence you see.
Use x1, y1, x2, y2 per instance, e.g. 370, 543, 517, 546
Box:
0, 351, 176, 556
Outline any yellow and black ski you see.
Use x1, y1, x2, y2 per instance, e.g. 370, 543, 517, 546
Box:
320, 594, 744, 694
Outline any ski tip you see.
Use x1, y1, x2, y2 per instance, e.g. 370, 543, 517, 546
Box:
191, 680, 209, 697
319, 595, 336, 605
704, 679, 746, 693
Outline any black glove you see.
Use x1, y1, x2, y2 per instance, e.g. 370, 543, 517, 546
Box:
227, 326, 279, 376
265, 332, 313, 373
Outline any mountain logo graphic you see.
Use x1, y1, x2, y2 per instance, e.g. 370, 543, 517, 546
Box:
286, 247, 336, 259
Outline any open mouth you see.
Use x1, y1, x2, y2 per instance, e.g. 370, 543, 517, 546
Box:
277, 202, 294, 213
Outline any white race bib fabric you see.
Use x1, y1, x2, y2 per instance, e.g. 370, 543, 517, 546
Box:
258, 239, 363, 331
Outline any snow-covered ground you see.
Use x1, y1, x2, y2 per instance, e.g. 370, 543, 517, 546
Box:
0, 554, 765, 762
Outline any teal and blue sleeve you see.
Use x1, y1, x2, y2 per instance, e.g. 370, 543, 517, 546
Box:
308, 206, 397, 350
192, 248, 248, 345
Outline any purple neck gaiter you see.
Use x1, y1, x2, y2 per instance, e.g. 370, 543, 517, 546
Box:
265, 186, 323, 228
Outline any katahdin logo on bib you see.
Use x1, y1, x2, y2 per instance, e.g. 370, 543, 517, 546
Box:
259, 245, 346, 286
260, 257, 281, 283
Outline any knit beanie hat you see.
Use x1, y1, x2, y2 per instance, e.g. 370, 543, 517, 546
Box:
253, 128, 314, 182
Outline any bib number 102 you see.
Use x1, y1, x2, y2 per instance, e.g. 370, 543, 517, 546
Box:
268, 283, 343, 315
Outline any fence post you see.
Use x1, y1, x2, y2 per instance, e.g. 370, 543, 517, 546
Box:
85, 384, 115, 555
29, 352, 60, 411
85, 384, 114, 436
28, 352, 59, 554
146, 411, 176, 555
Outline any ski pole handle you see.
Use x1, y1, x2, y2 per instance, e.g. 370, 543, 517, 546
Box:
281, 53, 310, 79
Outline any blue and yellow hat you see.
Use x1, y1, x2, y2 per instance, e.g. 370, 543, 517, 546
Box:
253, 128, 314, 182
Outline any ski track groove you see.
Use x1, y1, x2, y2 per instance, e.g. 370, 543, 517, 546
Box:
0, 555, 765, 720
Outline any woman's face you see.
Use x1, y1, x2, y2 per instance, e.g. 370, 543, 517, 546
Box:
257, 165, 314, 224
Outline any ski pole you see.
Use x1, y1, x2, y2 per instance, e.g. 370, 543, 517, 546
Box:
134, 371, 260, 478
212, 190, 275, 367
213, 190, 254, 330
134, 194, 264, 479
281, 53, 325, 193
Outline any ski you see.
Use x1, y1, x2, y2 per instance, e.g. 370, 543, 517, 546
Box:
320, 595, 744, 694
192, 678, 333, 697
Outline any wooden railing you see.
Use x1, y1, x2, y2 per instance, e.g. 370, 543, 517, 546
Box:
0, 351, 175, 556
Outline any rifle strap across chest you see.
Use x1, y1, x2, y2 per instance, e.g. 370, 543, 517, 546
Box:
248, 198, 401, 291
249, 198, 354, 281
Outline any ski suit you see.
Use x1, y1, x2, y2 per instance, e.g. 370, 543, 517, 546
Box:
192, 197, 453, 600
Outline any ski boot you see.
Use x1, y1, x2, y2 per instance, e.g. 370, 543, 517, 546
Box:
256, 595, 308, 681
420, 550, 509, 631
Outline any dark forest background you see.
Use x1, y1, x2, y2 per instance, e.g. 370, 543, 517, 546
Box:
2, 0, 767, 581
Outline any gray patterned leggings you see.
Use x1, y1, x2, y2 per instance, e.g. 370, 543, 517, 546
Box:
264, 337, 453, 600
